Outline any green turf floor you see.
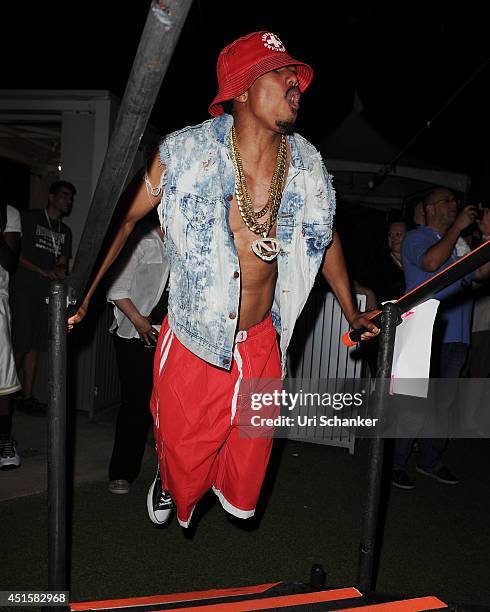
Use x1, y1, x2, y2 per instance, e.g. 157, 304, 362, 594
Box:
2, 438, 490, 609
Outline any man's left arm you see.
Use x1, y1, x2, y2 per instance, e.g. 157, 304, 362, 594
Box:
321, 229, 379, 339
54, 255, 69, 279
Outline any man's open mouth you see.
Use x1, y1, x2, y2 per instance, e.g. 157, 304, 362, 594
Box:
287, 88, 301, 111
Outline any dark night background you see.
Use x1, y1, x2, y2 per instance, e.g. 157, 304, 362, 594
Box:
2, 4, 490, 605
2, 1, 489, 199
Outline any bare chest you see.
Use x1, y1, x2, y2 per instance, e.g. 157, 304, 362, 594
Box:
228, 197, 277, 280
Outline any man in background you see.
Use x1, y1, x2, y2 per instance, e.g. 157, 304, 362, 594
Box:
392, 187, 490, 489
10, 180, 75, 414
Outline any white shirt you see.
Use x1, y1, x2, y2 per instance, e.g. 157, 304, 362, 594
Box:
107, 220, 170, 339
0, 205, 21, 297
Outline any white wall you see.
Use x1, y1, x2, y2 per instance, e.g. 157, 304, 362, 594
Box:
60, 111, 96, 258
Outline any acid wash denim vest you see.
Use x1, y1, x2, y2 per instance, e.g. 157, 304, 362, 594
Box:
157, 113, 335, 375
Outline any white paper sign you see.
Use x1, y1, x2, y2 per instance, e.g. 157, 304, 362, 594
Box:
390, 298, 440, 398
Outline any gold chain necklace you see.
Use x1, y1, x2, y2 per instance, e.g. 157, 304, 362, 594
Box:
230, 127, 287, 261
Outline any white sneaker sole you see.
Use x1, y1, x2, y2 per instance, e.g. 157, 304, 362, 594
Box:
147, 477, 173, 525
391, 479, 415, 490
0, 457, 21, 470
416, 466, 459, 484
108, 485, 130, 495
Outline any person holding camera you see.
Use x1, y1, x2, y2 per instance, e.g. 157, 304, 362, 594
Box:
106, 209, 169, 494
392, 187, 490, 489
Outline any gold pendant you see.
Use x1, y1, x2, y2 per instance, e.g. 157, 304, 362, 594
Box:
251, 237, 281, 262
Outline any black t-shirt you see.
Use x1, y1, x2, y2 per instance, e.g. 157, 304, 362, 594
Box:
11, 208, 72, 294
20, 208, 72, 268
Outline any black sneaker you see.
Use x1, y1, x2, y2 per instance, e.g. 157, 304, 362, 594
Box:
416, 465, 459, 485
147, 468, 174, 525
0, 436, 21, 470
391, 469, 415, 490
17, 396, 47, 415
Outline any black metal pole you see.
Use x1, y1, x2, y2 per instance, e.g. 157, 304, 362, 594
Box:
68, 0, 193, 308
358, 302, 399, 592
45, 280, 68, 612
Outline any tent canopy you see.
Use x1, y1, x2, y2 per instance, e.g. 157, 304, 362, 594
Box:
319, 95, 470, 209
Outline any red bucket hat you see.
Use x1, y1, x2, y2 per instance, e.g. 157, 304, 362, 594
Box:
208, 31, 314, 117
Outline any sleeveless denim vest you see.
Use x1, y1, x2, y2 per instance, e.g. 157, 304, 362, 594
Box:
158, 113, 335, 375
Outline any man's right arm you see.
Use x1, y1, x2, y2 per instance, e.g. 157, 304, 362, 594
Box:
421, 205, 477, 272
69, 152, 165, 325
18, 254, 57, 278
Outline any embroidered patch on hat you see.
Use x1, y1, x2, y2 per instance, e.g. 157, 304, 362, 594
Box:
261, 32, 285, 52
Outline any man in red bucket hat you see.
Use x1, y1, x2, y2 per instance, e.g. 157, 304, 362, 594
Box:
70, 31, 378, 529
208, 31, 314, 118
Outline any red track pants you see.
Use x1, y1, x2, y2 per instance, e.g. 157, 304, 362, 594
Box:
150, 315, 281, 527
